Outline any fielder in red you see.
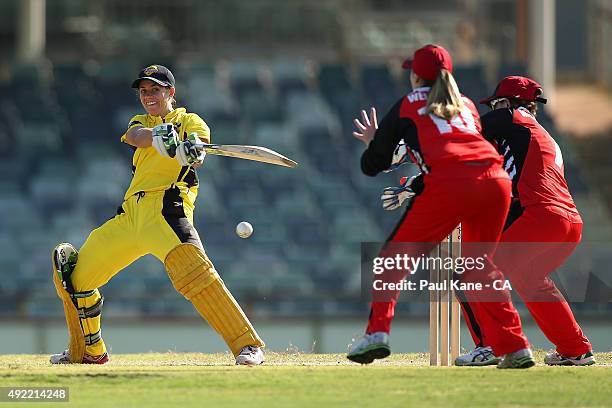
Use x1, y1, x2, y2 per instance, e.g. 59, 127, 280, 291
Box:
347, 45, 534, 368
454, 76, 595, 366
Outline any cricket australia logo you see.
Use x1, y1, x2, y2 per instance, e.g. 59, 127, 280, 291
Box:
143, 65, 158, 75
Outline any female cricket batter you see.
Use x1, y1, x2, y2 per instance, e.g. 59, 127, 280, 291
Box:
50, 65, 265, 365
454, 76, 594, 366
347, 45, 534, 368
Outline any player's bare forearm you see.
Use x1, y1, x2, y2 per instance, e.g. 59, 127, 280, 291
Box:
125, 126, 153, 148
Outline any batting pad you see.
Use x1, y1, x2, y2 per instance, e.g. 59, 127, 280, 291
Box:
165, 243, 264, 355
52, 261, 86, 363
52, 246, 106, 363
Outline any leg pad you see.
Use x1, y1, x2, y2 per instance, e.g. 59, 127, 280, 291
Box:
52, 268, 85, 363
165, 243, 264, 355
52, 244, 105, 362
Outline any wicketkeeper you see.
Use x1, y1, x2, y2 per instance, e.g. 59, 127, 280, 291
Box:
51, 64, 265, 365
454, 76, 594, 366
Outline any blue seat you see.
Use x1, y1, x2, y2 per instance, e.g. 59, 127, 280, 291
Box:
454, 64, 489, 114
228, 60, 264, 103
272, 60, 310, 102
241, 90, 283, 125
0, 194, 43, 232
16, 123, 63, 159
318, 63, 352, 105
360, 64, 399, 113
497, 62, 528, 80
274, 191, 321, 219
187, 83, 239, 126
284, 216, 329, 246
197, 218, 235, 246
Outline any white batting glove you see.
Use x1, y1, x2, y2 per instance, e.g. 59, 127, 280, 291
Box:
384, 139, 411, 173
152, 123, 179, 158
381, 175, 420, 211
176, 132, 206, 167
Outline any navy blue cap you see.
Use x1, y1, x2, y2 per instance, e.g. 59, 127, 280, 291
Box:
131, 65, 175, 88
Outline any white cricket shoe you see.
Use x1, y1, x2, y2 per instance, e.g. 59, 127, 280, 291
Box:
50, 350, 71, 364
50, 350, 109, 364
544, 351, 595, 366
347, 332, 391, 364
497, 347, 535, 369
454, 346, 501, 366
235, 346, 265, 365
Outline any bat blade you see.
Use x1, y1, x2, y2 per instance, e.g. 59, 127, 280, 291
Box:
195, 143, 298, 168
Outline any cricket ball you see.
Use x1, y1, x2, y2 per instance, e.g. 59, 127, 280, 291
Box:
236, 221, 253, 238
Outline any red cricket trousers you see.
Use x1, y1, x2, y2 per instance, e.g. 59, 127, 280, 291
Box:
367, 164, 530, 356
462, 205, 592, 356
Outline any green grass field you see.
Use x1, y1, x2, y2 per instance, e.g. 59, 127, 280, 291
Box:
1, 352, 611, 407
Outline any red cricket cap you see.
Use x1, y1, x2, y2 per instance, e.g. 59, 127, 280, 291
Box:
480, 76, 547, 105
402, 44, 453, 81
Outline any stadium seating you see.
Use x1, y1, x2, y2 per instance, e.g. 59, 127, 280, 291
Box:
0, 57, 607, 319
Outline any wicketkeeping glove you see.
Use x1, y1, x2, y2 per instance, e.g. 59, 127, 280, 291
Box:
176, 132, 206, 166
384, 139, 411, 173
152, 123, 179, 158
381, 174, 423, 211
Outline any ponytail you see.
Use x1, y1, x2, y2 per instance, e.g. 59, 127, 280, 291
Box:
426, 69, 464, 120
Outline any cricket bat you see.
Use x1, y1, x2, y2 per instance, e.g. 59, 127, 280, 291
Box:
194, 142, 298, 168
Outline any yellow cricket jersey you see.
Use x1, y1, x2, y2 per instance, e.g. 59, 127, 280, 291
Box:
120, 107, 210, 204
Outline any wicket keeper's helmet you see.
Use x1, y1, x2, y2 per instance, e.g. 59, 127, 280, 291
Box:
480, 76, 547, 106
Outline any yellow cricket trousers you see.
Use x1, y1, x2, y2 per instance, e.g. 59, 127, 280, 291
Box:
71, 187, 203, 292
